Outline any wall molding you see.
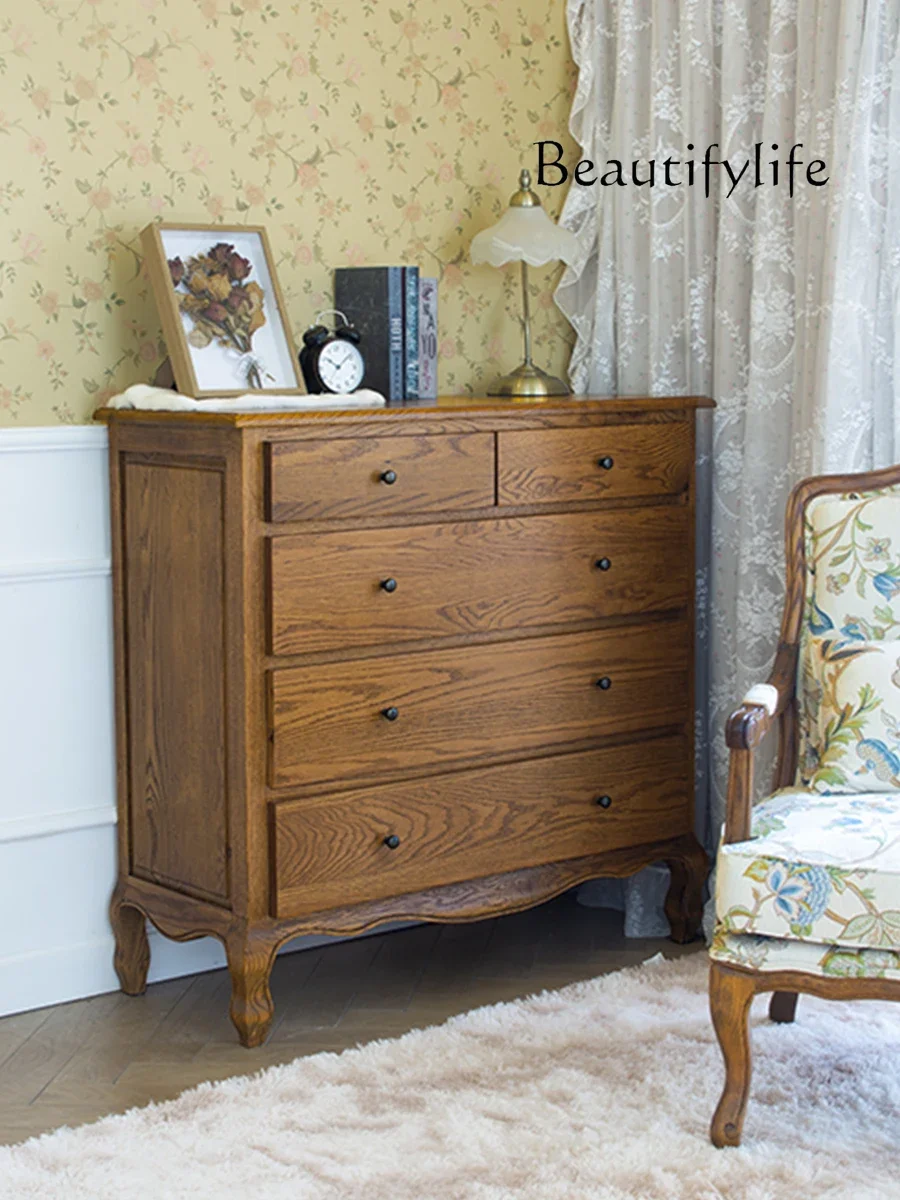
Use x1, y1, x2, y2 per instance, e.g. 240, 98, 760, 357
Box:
0, 558, 111, 585
0, 805, 117, 845
0, 426, 108, 453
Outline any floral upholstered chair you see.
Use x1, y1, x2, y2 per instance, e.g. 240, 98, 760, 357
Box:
709, 466, 900, 1147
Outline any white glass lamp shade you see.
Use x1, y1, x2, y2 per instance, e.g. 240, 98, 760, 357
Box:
470, 204, 578, 268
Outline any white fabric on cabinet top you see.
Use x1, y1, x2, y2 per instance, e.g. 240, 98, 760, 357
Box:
107, 383, 386, 413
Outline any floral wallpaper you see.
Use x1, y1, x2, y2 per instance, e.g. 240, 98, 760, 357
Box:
0, 0, 576, 425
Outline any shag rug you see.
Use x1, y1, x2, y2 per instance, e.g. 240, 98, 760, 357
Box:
2, 953, 899, 1199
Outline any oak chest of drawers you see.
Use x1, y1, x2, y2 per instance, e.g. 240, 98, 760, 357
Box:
101, 395, 711, 1046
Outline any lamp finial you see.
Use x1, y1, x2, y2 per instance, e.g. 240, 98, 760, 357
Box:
509, 168, 540, 208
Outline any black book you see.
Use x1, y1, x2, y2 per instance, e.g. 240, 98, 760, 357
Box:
334, 266, 404, 401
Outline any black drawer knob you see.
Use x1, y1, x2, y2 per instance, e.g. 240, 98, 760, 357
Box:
597, 456, 615, 470
595, 795, 612, 809
382, 706, 400, 721
383, 834, 401, 849
381, 577, 398, 593
595, 557, 611, 571
380, 469, 397, 485
596, 676, 612, 690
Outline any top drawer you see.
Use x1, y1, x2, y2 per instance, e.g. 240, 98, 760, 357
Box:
266, 434, 494, 522
498, 422, 691, 506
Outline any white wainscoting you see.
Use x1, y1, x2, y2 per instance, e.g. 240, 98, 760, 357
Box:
0, 426, 354, 1018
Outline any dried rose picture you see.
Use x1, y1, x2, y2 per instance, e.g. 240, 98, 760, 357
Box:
167, 242, 272, 388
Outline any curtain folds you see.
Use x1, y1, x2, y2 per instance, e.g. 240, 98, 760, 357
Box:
557, 0, 900, 934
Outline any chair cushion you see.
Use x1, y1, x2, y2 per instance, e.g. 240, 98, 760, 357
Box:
797, 489, 900, 793
715, 789, 900, 950
709, 931, 900, 980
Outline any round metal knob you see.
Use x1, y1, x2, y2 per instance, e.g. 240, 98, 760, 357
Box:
381, 578, 398, 593
597, 456, 614, 470
382, 706, 400, 721
383, 834, 401, 850
595, 557, 611, 571
380, 469, 397, 485
596, 676, 612, 690
596, 795, 612, 809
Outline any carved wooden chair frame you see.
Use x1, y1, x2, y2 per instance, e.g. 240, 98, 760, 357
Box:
710, 461, 900, 1148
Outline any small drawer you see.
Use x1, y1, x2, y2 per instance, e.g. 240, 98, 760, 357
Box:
270, 735, 691, 917
497, 423, 691, 507
266, 433, 494, 522
269, 505, 691, 656
267, 623, 689, 790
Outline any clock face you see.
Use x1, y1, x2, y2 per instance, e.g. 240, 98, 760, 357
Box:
318, 338, 365, 393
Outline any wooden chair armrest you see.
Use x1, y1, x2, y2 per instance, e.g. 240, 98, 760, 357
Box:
722, 645, 797, 845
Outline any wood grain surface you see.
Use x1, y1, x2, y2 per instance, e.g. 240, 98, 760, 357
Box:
123, 458, 230, 904
102, 400, 707, 1046
269, 506, 691, 656
267, 433, 495, 521
268, 622, 688, 789
498, 422, 690, 506
271, 735, 690, 915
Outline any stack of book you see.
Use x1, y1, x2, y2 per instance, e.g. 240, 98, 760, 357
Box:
334, 266, 438, 401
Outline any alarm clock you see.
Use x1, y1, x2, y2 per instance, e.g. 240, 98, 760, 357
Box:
299, 309, 366, 394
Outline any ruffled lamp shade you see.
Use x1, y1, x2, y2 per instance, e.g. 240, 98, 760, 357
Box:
470, 204, 578, 269
470, 169, 577, 398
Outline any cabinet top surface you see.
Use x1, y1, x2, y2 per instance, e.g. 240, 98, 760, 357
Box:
95, 394, 714, 428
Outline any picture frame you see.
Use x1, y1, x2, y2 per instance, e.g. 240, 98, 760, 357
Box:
141, 222, 305, 398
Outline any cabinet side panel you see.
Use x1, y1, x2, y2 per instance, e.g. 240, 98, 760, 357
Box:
123, 458, 230, 905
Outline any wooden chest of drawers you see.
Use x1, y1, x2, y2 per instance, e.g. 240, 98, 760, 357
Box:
101, 395, 711, 1046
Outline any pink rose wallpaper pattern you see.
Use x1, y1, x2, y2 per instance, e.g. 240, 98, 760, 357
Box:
0, 0, 576, 424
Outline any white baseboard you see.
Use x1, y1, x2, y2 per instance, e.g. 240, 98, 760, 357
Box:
0, 923, 367, 1017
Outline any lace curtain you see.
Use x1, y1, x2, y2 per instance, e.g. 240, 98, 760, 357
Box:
558, 0, 900, 935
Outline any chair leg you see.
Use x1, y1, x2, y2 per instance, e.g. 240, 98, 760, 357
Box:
769, 991, 798, 1024
709, 960, 757, 1148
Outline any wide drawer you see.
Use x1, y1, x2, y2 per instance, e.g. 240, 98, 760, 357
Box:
269, 505, 690, 656
266, 433, 494, 522
270, 735, 691, 917
497, 422, 691, 506
268, 623, 689, 789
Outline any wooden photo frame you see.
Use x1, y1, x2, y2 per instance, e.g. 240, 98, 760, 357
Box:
141, 222, 305, 398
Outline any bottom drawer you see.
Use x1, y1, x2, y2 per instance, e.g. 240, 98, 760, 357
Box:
270, 735, 690, 918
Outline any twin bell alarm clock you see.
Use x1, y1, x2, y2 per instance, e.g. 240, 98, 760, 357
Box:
299, 309, 366, 394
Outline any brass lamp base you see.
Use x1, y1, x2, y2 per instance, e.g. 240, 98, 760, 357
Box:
488, 361, 571, 399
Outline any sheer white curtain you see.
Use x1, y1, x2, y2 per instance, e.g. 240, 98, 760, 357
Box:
557, 0, 900, 935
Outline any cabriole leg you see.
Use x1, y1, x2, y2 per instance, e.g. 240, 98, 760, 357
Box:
110, 886, 150, 996
709, 960, 757, 1147
225, 926, 279, 1048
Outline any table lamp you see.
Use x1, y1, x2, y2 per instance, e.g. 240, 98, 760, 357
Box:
470, 168, 578, 398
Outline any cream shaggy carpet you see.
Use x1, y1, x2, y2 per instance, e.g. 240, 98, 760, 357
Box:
2, 952, 899, 1199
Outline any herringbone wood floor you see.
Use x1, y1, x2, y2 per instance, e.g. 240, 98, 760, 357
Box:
0, 895, 702, 1147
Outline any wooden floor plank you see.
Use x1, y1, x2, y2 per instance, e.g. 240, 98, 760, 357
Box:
0, 1008, 52, 1074
268, 935, 383, 1041
0, 991, 127, 1117
34, 976, 196, 1107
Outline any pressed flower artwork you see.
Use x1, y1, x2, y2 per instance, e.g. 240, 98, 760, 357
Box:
141, 223, 303, 397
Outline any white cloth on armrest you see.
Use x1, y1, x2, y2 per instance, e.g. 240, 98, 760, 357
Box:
106, 383, 386, 413
741, 683, 779, 716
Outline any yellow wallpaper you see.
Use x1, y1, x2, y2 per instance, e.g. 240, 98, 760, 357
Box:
0, 0, 576, 425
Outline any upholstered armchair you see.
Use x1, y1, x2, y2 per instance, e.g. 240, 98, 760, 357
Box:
709, 465, 900, 1147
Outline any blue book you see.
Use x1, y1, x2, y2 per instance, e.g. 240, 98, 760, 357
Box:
403, 267, 419, 399
334, 266, 405, 401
